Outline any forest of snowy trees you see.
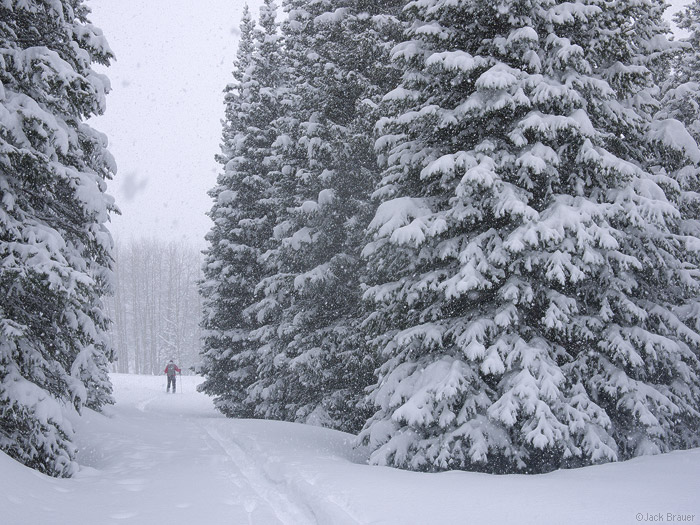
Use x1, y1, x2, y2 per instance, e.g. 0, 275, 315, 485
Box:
3, 0, 700, 481
200, 0, 700, 475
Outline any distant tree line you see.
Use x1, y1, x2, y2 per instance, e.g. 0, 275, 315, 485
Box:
105, 238, 203, 375
200, 0, 700, 474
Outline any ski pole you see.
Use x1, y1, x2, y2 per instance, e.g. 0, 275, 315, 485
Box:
179, 371, 182, 393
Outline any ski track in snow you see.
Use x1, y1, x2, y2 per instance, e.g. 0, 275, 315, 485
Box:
201, 423, 365, 525
134, 395, 158, 412
204, 425, 319, 525
108, 374, 356, 525
120, 376, 362, 524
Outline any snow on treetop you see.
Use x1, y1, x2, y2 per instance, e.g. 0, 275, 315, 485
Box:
475, 64, 520, 91
425, 51, 490, 73
544, 1, 602, 24
506, 26, 539, 45
368, 196, 432, 246
649, 119, 700, 163
314, 8, 348, 25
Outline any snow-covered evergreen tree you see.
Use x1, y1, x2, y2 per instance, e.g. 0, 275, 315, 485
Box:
359, 0, 700, 473
656, 0, 700, 371
0, 0, 116, 476
199, 2, 284, 417
245, 0, 404, 432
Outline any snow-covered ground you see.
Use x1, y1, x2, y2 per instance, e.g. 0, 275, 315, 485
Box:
2, 374, 699, 525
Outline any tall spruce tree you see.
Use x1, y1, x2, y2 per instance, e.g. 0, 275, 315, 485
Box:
0, 0, 116, 476
199, 1, 284, 417
359, 0, 700, 473
245, 0, 404, 432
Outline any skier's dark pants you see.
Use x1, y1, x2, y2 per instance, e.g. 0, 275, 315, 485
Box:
167, 375, 176, 392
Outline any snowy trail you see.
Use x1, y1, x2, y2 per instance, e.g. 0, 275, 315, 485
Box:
2, 373, 700, 525
62, 375, 268, 524
2, 374, 368, 525
71, 374, 334, 525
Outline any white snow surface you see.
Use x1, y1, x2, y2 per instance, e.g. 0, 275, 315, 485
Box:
2, 373, 699, 525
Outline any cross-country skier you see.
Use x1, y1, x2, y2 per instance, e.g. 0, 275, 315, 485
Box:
164, 359, 181, 392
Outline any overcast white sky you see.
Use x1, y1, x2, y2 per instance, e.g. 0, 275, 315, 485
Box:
88, 0, 693, 250
89, 0, 264, 249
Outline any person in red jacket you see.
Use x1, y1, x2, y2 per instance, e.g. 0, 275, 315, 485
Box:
164, 359, 181, 393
